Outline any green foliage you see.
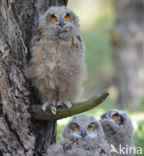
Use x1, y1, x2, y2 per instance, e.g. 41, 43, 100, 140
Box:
82, 5, 114, 77
82, 28, 113, 76
134, 121, 144, 156
57, 124, 65, 143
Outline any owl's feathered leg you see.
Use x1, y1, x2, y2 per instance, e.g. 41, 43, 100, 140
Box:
41, 89, 58, 114
42, 101, 50, 112
51, 101, 57, 114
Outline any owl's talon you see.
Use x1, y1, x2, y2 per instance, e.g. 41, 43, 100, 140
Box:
42, 105, 46, 112
50, 106, 57, 115
64, 101, 72, 111
42, 102, 50, 112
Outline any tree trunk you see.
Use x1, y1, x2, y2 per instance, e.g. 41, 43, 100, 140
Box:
0, 0, 67, 155
112, 0, 144, 109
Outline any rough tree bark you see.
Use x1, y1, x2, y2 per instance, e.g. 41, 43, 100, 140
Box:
0, 0, 68, 155
112, 0, 144, 109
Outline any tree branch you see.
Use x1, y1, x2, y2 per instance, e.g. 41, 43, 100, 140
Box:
29, 91, 109, 120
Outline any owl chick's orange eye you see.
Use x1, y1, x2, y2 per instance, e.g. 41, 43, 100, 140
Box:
88, 125, 94, 131
74, 125, 80, 131
112, 115, 118, 120
51, 16, 57, 22
65, 15, 70, 21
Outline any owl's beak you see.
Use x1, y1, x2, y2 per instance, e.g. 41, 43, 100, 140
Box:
59, 18, 65, 28
81, 128, 87, 138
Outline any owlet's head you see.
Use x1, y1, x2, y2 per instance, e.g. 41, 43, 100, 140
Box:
100, 109, 134, 137
39, 6, 80, 39
63, 115, 104, 140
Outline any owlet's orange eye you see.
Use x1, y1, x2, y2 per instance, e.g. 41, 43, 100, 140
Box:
65, 15, 70, 21
113, 115, 118, 120
51, 16, 57, 22
88, 125, 94, 131
74, 125, 80, 131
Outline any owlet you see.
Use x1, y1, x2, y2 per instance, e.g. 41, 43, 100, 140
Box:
28, 6, 86, 114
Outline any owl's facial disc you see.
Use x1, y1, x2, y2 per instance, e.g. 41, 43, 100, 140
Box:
50, 13, 71, 29
69, 123, 88, 138
71, 122, 98, 139
101, 112, 124, 126
41, 7, 79, 39
100, 111, 125, 135
66, 116, 99, 139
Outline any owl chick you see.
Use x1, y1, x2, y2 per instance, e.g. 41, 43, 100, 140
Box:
28, 6, 86, 114
47, 115, 110, 156
100, 109, 135, 156
47, 144, 87, 156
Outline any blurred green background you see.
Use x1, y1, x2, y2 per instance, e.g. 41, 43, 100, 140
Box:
57, 0, 144, 154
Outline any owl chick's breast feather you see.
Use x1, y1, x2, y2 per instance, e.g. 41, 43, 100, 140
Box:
29, 34, 85, 89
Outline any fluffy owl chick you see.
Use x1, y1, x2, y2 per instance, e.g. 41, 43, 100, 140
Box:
61, 115, 110, 156
47, 144, 87, 156
28, 6, 86, 114
47, 115, 110, 156
100, 109, 135, 156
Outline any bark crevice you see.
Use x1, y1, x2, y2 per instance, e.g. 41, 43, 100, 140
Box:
4, 114, 27, 153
